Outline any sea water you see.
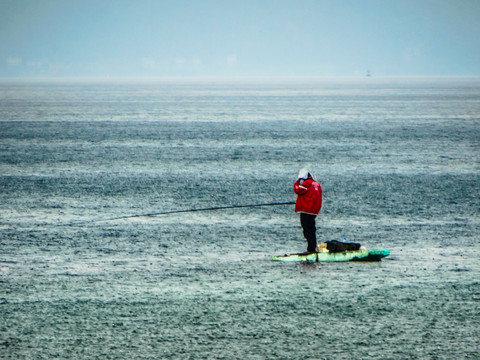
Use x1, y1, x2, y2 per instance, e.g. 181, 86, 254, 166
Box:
0, 78, 479, 359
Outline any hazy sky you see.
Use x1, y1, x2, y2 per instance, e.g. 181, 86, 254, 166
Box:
1, 0, 479, 78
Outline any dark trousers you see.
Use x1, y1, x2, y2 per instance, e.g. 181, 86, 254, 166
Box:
300, 213, 317, 252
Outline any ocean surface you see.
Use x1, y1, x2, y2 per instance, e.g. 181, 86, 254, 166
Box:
1, 78, 479, 359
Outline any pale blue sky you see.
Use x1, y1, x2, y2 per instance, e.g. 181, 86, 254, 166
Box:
1, 0, 479, 78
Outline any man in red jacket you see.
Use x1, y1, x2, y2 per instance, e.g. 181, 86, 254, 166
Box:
294, 169, 322, 253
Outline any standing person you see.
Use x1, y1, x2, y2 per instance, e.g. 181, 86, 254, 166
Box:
294, 169, 322, 253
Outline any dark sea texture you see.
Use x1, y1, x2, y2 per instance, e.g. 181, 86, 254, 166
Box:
1, 78, 479, 359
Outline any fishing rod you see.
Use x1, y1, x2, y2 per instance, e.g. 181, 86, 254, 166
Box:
71, 201, 295, 225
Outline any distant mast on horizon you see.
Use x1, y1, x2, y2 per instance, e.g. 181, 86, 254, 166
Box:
366, 70, 372, 77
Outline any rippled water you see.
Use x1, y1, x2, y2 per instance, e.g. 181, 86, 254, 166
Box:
1, 78, 479, 359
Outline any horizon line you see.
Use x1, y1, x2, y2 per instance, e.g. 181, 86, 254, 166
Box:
1, 74, 480, 83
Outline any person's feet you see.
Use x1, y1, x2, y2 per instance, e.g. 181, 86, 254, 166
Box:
301, 250, 315, 255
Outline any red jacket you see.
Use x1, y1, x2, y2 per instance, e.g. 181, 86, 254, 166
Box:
294, 178, 322, 215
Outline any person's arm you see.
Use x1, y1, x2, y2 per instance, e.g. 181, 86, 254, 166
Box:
294, 180, 308, 195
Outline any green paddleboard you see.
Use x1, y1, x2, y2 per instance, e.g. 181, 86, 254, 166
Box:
272, 249, 390, 262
